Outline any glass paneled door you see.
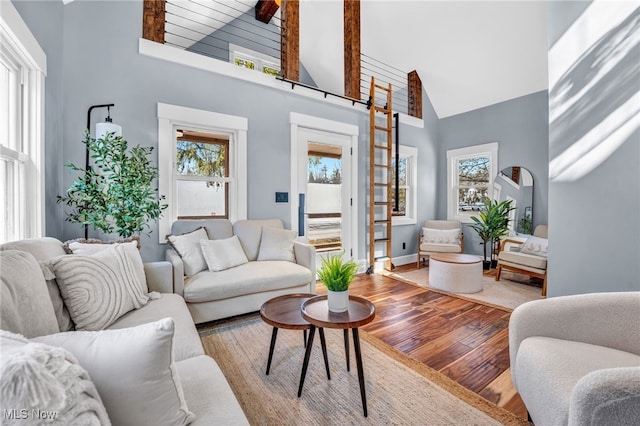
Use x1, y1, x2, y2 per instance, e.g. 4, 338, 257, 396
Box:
297, 128, 352, 260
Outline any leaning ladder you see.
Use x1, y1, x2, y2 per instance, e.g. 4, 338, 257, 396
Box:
367, 77, 393, 274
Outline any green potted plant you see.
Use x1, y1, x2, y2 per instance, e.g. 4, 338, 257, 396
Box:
468, 198, 514, 269
57, 131, 167, 238
316, 252, 359, 313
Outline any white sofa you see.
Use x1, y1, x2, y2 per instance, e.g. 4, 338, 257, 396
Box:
166, 219, 316, 324
0, 237, 248, 425
509, 292, 640, 426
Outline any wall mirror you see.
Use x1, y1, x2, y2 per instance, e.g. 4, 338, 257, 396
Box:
494, 166, 534, 235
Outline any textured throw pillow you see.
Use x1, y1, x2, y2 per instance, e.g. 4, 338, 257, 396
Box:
48, 243, 149, 331
167, 227, 209, 276
33, 318, 195, 426
257, 226, 297, 262
200, 236, 249, 272
63, 236, 141, 255
520, 235, 549, 257
0, 330, 110, 425
423, 228, 461, 244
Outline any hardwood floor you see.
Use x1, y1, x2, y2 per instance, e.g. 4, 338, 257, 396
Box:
342, 264, 529, 421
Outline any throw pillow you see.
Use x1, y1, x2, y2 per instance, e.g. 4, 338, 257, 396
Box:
519, 235, 549, 257
200, 236, 249, 272
166, 227, 209, 276
33, 318, 195, 426
257, 226, 297, 262
63, 236, 141, 255
48, 243, 149, 331
0, 330, 110, 425
0, 250, 59, 338
422, 228, 461, 244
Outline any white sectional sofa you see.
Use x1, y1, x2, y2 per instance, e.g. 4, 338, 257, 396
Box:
166, 219, 316, 324
0, 237, 248, 425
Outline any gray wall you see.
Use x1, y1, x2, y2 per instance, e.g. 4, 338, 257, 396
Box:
437, 91, 550, 256
546, 3, 640, 296
14, 0, 436, 265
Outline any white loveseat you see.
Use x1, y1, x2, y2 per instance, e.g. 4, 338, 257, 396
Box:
166, 219, 316, 324
0, 237, 248, 425
510, 292, 640, 426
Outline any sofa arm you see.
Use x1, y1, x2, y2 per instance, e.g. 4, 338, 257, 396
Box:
568, 367, 640, 426
294, 241, 316, 287
165, 247, 185, 296
144, 261, 173, 293
509, 292, 640, 381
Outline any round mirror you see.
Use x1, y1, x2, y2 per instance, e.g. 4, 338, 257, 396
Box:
494, 166, 533, 235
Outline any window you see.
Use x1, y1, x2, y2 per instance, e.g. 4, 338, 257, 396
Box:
446, 142, 498, 223
229, 43, 280, 77
392, 145, 417, 226
157, 103, 247, 243
0, 2, 46, 243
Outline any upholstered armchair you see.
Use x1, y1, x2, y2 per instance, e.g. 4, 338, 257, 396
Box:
509, 292, 640, 426
416, 220, 463, 268
495, 224, 548, 296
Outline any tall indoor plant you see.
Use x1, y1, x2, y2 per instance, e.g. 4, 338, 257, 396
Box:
316, 252, 359, 313
468, 198, 514, 269
58, 131, 167, 238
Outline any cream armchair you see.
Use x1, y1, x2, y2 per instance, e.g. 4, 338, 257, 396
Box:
509, 292, 640, 426
417, 220, 463, 268
495, 224, 548, 296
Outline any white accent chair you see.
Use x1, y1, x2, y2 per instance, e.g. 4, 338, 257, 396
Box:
509, 292, 640, 426
495, 224, 548, 296
416, 220, 463, 268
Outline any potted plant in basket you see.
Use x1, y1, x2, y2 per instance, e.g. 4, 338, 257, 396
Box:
468, 198, 514, 270
316, 252, 359, 313
57, 131, 167, 238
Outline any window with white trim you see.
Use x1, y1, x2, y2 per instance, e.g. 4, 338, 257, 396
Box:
157, 103, 247, 243
229, 43, 280, 77
0, 3, 46, 243
446, 142, 498, 223
392, 145, 417, 226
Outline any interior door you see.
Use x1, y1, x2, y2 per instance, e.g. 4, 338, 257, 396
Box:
297, 128, 352, 262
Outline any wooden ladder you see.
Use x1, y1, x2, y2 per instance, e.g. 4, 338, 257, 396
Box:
367, 76, 393, 274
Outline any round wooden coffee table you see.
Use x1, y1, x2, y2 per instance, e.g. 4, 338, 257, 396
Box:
260, 294, 330, 379
298, 295, 376, 417
429, 253, 483, 293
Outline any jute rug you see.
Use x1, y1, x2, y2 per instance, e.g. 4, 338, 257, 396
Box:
200, 316, 527, 426
387, 268, 543, 311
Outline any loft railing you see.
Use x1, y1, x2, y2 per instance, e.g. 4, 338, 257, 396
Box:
142, 0, 422, 118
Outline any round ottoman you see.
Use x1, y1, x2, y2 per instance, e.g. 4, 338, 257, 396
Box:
429, 253, 483, 293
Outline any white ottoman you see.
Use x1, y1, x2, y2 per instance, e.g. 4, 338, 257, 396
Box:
429, 253, 483, 293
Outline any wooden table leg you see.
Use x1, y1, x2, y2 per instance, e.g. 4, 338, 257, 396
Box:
297, 325, 316, 397
266, 327, 278, 375
318, 327, 331, 380
344, 329, 350, 371
352, 328, 368, 417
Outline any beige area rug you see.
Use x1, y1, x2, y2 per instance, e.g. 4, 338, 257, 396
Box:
200, 316, 527, 426
388, 268, 543, 311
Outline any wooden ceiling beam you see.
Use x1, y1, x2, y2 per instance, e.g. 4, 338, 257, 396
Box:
280, 0, 300, 81
344, 0, 361, 100
255, 0, 280, 24
408, 70, 423, 119
142, 0, 165, 43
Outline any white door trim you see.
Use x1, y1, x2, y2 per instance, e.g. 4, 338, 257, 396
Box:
290, 113, 359, 261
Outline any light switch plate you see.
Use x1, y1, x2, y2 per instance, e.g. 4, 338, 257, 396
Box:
275, 192, 288, 203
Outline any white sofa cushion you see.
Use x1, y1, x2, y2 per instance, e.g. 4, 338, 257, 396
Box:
167, 227, 209, 276
63, 236, 140, 255
233, 219, 283, 261
0, 330, 110, 425
422, 227, 461, 244
107, 293, 204, 362
201, 236, 248, 272
184, 261, 312, 303
176, 355, 249, 425
419, 242, 462, 253
0, 250, 59, 338
498, 250, 547, 269
48, 243, 149, 331
257, 227, 297, 262
515, 336, 640, 426
519, 235, 548, 257
33, 318, 195, 426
